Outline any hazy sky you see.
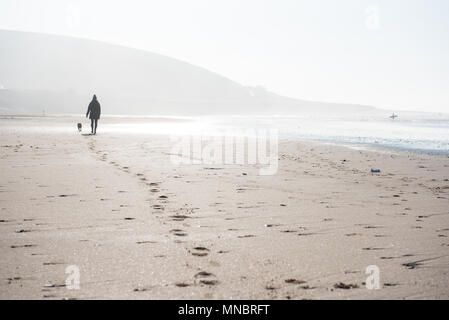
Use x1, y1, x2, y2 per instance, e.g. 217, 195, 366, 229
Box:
1, 0, 448, 112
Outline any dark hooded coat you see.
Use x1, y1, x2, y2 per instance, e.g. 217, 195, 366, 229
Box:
86, 98, 101, 120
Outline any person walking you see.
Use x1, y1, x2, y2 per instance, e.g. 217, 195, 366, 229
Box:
86, 94, 101, 135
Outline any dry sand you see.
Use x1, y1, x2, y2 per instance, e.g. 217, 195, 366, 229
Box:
1, 116, 448, 299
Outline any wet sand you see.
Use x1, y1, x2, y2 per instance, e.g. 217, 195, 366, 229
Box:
1, 116, 448, 299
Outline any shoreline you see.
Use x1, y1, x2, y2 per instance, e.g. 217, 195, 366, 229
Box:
2, 114, 449, 156
1, 115, 448, 156
288, 137, 449, 157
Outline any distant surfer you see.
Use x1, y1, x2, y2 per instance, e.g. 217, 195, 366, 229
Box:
86, 95, 101, 135
390, 113, 398, 120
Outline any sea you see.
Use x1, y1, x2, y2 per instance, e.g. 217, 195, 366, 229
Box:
2, 112, 449, 154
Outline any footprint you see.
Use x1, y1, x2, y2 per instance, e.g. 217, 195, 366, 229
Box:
402, 261, 422, 269
194, 271, 214, 278
285, 279, 306, 285
363, 225, 382, 229
175, 283, 191, 288
43, 262, 64, 266
43, 283, 66, 288
136, 241, 157, 244
194, 269, 219, 286
191, 246, 209, 257
170, 229, 188, 237
384, 283, 399, 287
11, 244, 36, 249
192, 252, 208, 257
194, 246, 209, 251
265, 285, 278, 291
15, 229, 31, 233
333, 282, 359, 289
7, 277, 22, 284
170, 215, 191, 221
300, 285, 316, 290
200, 280, 219, 286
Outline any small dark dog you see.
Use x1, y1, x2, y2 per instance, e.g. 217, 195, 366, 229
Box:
77, 123, 82, 132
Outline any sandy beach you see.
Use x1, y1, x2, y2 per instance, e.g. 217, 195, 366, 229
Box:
1, 116, 448, 300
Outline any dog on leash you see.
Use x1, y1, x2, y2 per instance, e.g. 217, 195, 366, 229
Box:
77, 123, 82, 132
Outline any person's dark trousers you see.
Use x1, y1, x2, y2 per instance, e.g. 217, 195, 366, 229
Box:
91, 119, 98, 134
